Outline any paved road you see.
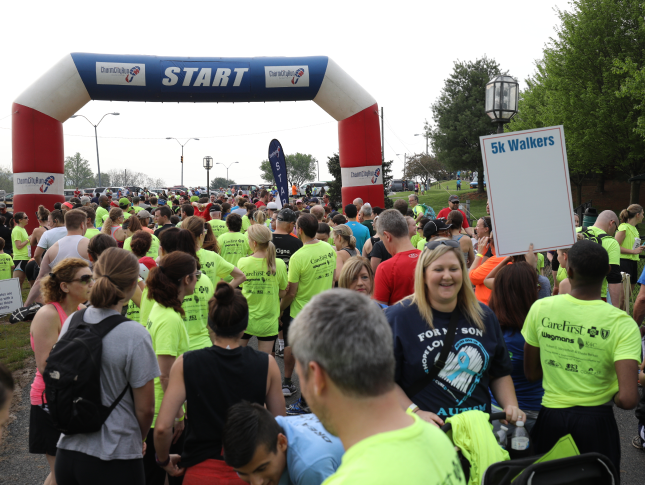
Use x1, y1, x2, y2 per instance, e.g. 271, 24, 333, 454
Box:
1, 352, 643, 484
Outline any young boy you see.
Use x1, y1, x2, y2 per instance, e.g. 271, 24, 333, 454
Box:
0, 238, 14, 280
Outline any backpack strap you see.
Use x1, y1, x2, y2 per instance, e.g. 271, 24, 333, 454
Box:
91, 313, 130, 339
404, 309, 461, 398
68, 308, 88, 332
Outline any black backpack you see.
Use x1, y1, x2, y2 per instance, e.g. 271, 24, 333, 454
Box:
579, 227, 611, 245
44, 309, 130, 435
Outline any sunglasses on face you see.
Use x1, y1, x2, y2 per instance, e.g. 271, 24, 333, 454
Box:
424, 239, 460, 251
71, 274, 94, 284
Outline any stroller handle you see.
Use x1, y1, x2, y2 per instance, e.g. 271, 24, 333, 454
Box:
440, 411, 507, 432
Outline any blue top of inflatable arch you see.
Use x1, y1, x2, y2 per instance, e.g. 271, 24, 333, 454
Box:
70, 53, 329, 103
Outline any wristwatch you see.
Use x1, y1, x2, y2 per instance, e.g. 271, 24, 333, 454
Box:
155, 453, 170, 467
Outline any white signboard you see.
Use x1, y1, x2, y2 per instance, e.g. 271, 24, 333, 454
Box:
96, 62, 146, 86
340, 165, 383, 187
14, 172, 64, 196
0, 278, 24, 316
264, 66, 310, 88
479, 125, 577, 256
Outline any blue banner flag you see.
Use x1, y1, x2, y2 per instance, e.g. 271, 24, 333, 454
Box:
268, 139, 289, 209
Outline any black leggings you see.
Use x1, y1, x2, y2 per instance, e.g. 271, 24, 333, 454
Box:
55, 449, 145, 485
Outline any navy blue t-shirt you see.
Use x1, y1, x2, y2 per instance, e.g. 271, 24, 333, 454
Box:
490, 330, 544, 411
386, 300, 512, 418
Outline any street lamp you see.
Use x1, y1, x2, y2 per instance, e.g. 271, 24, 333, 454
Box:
485, 75, 519, 133
203, 156, 213, 195
166, 137, 199, 186
216, 162, 239, 190
414, 134, 429, 155
69, 112, 119, 186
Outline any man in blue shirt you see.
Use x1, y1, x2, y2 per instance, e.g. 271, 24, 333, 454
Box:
344, 204, 370, 256
223, 402, 344, 485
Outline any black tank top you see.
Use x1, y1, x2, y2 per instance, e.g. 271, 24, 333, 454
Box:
181, 345, 268, 468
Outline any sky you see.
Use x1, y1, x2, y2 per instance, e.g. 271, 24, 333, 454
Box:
0, 0, 570, 188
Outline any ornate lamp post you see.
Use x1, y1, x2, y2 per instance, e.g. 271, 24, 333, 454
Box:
485, 75, 519, 133
203, 156, 213, 196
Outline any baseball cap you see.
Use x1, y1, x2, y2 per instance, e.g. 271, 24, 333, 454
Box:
62, 202, 73, 210
267, 202, 279, 210
295, 199, 303, 204
449, 195, 460, 203
137, 210, 152, 219
0, 203, 7, 209
277, 208, 297, 223
119, 197, 129, 206
210, 204, 222, 212
423, 219, 452, 239
158, 199, 167, 205
310, 197, 319, 204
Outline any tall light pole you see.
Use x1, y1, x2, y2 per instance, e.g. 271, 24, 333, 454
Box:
396, 153, 407, 178
216, 161, 239, 189
203, 156, 213, 195
414, 133, 429, 155
69, 112, 119, 187
166, 137, 199, 187
315, 159, 320, 181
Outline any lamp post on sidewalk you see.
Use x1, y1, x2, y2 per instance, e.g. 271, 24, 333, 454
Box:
166, 137, 199, 186
69, 112, 120, 186
203, 156, 213, 195
216, 161, 239, 189
484, 75, 519, 133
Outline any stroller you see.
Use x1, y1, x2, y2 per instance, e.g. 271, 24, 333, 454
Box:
441, 411, 618, 485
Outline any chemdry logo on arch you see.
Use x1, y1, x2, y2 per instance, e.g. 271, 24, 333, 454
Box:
96, 62, 146, 86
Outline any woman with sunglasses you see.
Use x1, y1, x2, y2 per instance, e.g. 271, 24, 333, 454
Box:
29, 257, 93, 485
238, 224, 288, 354
412, 217, 430, 250
469, 221, 505, 305
331, 224, 357, 277
385, 240, 523, 428
12, 212, 31, 288
143, 251, 198, 485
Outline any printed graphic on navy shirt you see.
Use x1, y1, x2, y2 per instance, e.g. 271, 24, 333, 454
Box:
386, 300, 511, 417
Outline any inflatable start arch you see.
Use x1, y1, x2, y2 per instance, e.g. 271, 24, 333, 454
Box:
12, 54, 383, 232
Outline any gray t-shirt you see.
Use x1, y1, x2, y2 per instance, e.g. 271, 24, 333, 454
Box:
57, 307, 160, 460
37, 226, 68, 250
537, 275, 551, 300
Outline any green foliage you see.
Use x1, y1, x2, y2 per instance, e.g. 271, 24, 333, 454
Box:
326, 153, 342, 209
210, 177, 236, 190
430, 56, 502, 193
0, 166, 13, 193
259, 153, 317, 187
404, 154, 448, 187
64, 152, 95, 188
382, 158, 393, 209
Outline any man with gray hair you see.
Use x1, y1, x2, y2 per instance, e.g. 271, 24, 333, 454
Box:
359, 203, 375, 237
310, 204, 325, 222
80, 196, 91, 207
352, 197, 363, 214
290, 289, 464, 484
373, 209, 420, 306
577, 209, 622, 306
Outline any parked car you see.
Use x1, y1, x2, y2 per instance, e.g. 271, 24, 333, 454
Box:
389, 179, 405, 192
298, 182, 329, 196
229, 184, 258, 196
63, 189, 76, 201
469, 181, 487, 189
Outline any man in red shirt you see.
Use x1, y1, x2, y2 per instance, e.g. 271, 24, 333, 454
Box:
255, 189, 269, 208
73, 187, 81, 198
373, 209, 421, 306
435, 195, 473, 236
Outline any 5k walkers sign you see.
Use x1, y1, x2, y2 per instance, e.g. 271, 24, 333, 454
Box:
480, 125, 577, 256
268, 139, 288, 209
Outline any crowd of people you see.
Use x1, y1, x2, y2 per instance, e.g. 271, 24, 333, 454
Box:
0, 186, 643, 485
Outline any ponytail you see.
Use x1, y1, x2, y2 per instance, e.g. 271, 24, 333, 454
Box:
348, 235, 356, 250
90, 248, 138, 308
247, 224, 276, 275
620, 204, 643, 224
146, 252, 196, 317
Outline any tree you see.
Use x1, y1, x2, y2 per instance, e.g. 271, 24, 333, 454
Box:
430, 57, 504, 193
101, 169, 165, 189
404, 153, 449, 188
64, 152, 95, 189
259, 153, 317, 187
0, 166, 13, 193
210, 177, 235, 190
381, 158, 394, 209
326, 153, 342, 209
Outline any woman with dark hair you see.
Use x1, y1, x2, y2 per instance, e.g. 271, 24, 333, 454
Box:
130, 231, 157, 281
218, 213, 252, 283
202, 223, 220, 253
54, 249, 159, 485
331, 224, 357, 277
153, 281, 284, 484
87, 234, 118, 265
143, 251, 198, 485
221, 202, 231, 221
487, 261, 543, 434
447, 210, 474, 267
29, 258, 93, 485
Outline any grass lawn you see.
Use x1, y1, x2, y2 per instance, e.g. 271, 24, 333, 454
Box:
0, 281, 33, 372
388, 179, 488, 221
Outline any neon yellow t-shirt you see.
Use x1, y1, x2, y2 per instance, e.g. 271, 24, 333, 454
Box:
146, 302, 190, 427
322, 413, 465, 485
181, 272, 214, 350
410, 234, 422, 248
288, 241, 336, 318
241, 215, 251, 233
133, 206, 143, 213
522, 294, 641, 408
218, 232, 252, 282
123, 234, 160, 259
95, 206, 108, 228
103, 212, 130, 223
84, 227, 101, 239
125, 298, 140, 323
139, 286, 155, 327
556, 266, 567, 283
11, 226, 29, 260
416, 238, 427, 251
208, 219, 228, 239
197, 248, 234, 285
237, 256, 288, 337
618, 223, 639, 261
0, 253, 13, 279
576, 227, 620, 297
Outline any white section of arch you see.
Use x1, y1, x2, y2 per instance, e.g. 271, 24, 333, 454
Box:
313, 58, 376, 122
14, 54, 90, 122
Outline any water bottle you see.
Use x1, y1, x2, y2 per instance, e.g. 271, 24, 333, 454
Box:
511, 421, 530, 452
496, 425, 508, 450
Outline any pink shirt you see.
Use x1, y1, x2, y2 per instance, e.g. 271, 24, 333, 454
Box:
30, 302, 68, 405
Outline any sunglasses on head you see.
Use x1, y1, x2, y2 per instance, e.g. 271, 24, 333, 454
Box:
424, 240, 460, 251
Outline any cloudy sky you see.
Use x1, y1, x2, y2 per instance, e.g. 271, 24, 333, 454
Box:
1, 0, 569, 188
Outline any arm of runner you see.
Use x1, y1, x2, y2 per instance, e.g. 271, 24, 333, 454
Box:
393, 383, 443, 427
633, 284, 645, 325
34, 245, 45, 266
523, 343, 543, 382
613, 359, 639, 410
468, 236, 488, 275
483, 256, 512, 289
157, 354, 184, 437
280, 282, 298, 311
615, 230, 626, 245
489, 375, 524, 425
265, 356, 286, 417
370, 257, 382, 274
229, 267, 246, 288
14, 237, 29, 250
154, 356, 187, 477
132, 380, 155, 442
30, 305, 61, 375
